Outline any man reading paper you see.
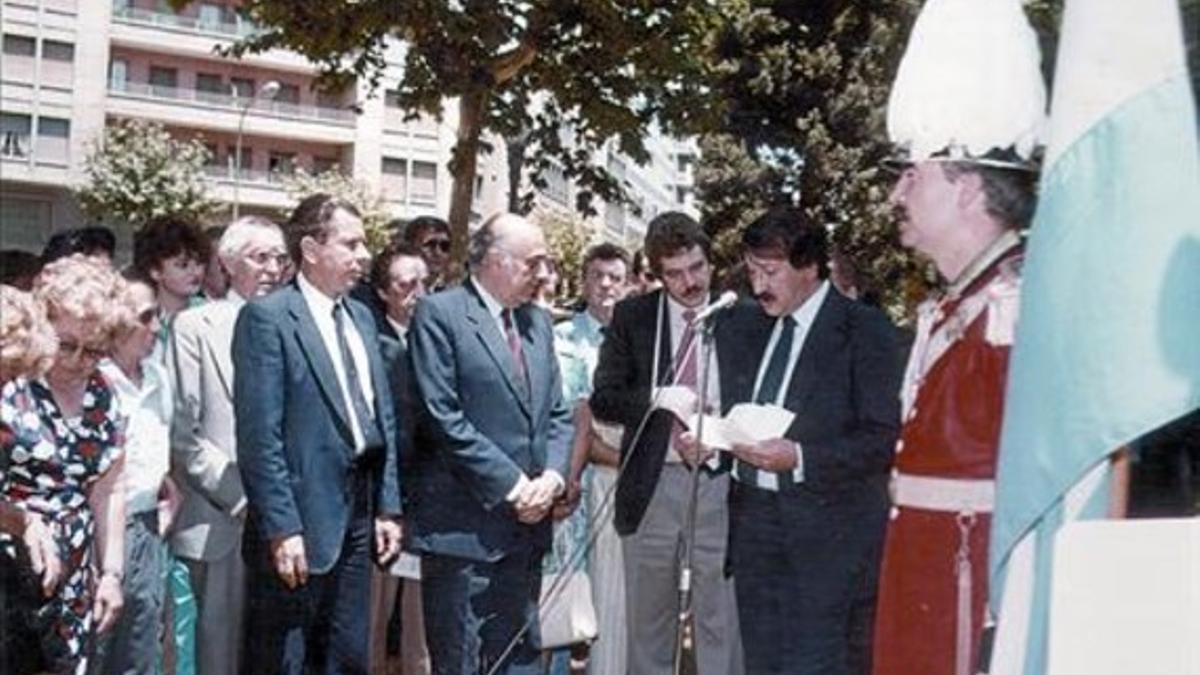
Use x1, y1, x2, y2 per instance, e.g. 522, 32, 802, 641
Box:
724, 209, 903, 675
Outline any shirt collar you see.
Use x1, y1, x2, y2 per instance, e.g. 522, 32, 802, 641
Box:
946, 229, 1023, 298
386, 316, 408, 341
226, 289, 249, 310
665, 290, 705, 323
298, 272, 339, 317
789, 279, 830, 330
471, 275, 506, 319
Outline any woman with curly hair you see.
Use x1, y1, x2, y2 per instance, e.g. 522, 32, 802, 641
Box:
0, 255, 127, 675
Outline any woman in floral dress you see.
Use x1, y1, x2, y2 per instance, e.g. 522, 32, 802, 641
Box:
0, 256, 127, 675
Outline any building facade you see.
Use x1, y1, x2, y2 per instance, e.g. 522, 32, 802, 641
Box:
0, 0, 695, 254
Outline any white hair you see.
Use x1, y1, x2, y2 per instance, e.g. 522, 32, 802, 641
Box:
217, 216, 284, 264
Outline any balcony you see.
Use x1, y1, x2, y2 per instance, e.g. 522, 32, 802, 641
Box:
109, 80, 354, 124
111, 4, 261, 39
202, 165, 294, 210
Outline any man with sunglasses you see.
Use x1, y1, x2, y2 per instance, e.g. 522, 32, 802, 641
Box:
402, 216, 453, 290
169, 216, 290, 675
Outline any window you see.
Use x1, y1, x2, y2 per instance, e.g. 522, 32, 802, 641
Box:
198, 3, 224, 28
196, 73, 224, 93
109, 59, 128, 91
384, 90, 402, 108
380, 157, 407, 199
268, 152, 295, 180
1, 113, 32, 158
276, 83, 300, 105
317, 90, 342, 110
313, 156, 339, 175
38, 118, 69, 138
542, 164, 568, 205
230, 77, 255, 99
0, 198, 52, 252
35, 117, 70, 163
228, 146, 252, 177
41, 40, 74, 62
410, 161, 437, 203
2, 34, 36, 57
149, 66, 178, 97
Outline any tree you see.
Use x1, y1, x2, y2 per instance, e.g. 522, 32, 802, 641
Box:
75, 118, 219, 229
702, 0, 933, 318
227, 1, 720, 266
535, 206, 597, 303
280, 169, 394, 252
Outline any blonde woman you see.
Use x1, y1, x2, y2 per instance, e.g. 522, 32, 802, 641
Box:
0, 256, 127, 675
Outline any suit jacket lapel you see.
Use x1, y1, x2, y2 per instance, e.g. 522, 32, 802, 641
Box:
651, 292, 673, 387
464, 283, 532, 417
287, 287, 355, 443
785, 290, 843, 409
208, 299, 240, 400
517, 306, 544, 418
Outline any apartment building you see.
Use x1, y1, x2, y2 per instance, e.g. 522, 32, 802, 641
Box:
0, 0, 694, 254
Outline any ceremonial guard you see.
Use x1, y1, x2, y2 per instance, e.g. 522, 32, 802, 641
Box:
870, 1, 1046, 674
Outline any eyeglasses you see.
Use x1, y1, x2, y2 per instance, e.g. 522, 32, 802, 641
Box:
136, 308, 159, 326
57, 339, 108, 361
421, 238, 451, 254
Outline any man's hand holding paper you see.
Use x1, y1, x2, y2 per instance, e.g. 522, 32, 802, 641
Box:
685, 403, 795, 451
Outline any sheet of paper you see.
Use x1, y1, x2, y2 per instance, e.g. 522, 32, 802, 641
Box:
653, 385, 698, 421
686, 403, 794, 450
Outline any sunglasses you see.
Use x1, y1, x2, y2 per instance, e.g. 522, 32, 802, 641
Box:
421, 238, 451, 254
58, 339, 108, 361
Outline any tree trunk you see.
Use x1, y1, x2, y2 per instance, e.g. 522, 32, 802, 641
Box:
447, 90, 489, 274
505, 130, 529, 214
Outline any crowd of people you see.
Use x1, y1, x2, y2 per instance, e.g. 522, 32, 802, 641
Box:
0, 132, 1036, 675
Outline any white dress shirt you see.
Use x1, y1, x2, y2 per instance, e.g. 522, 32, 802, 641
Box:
746, 280, 830, 490
101, 357, 173, 514
297, 273, 376, 452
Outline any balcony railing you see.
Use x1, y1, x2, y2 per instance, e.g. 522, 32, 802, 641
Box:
203, 164, 293, 186
112, 4, 261, 39
108, 80, 356, 124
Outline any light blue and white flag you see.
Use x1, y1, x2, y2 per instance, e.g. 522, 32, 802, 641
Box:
987, 1, 1200, 673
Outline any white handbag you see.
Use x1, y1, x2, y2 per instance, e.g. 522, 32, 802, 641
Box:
538, 569, 599, 649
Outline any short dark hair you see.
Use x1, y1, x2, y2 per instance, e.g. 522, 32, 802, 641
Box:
0, 249, 43, 289
285, 193, 361, 264
402, 216, 450, 246
370, 241, 423, 292
943, 162, 1037, 230
133, 217, 210, 281
581, 242, 630, 276
42, 226, 116, 264
643, 212, 710, 275
741, 207, 829, 279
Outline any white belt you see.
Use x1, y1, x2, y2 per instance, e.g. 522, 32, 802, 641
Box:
892, 473, 995, 513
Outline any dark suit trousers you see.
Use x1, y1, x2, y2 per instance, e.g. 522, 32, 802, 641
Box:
420, 547, 543, 675
730, 484, 884, 675
242, 474, 374, 675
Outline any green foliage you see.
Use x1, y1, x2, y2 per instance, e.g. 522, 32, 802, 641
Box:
701, 1, 934, 320
536, 206, 597, 303
280, 169, 393, 253
75, 119, 219, 229
226, 0, 720, 263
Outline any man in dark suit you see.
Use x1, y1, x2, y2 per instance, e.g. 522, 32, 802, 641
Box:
725, 208, 902, 674
233, 194, 403, 675
590, 212, 748, 675
407, 212, 572, 674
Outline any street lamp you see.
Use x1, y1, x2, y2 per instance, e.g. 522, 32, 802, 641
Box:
232, 79, 280, 219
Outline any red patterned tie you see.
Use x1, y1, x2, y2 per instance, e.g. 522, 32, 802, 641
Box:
671, 310, 698, 447
503, 309, 528, 389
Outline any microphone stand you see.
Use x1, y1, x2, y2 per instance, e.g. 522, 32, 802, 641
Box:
672, 315, 716, 675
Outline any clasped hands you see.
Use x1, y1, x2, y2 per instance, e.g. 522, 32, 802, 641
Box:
512, 473, 564, 524
269, 515, 403, 590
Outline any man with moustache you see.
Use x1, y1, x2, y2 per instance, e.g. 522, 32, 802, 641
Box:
407, 213, 572, 674
170, 216, 290, 675
591, 212, 746, 675
724, 209, 901, 674
234, 194, 403, 675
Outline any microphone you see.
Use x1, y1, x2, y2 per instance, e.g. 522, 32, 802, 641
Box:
689, 291, 738, 326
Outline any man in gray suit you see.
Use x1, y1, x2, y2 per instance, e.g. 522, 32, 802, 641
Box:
169, 216, 290, 675
408, 213, 573, 674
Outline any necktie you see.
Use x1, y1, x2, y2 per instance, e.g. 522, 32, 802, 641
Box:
503, 309, 528, 392
674, 310, 698, 387
739, 316, 796, 485
332, 302, 383, 452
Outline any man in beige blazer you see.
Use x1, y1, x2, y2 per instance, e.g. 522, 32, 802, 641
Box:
169, 216, 290, 675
